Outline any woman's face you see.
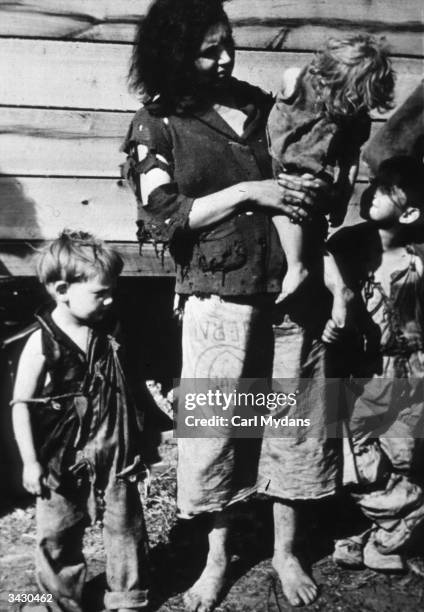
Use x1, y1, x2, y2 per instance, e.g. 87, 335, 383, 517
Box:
194, 21, 235, 87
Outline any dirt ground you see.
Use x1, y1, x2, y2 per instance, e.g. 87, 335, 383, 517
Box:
1, 436, 424, 612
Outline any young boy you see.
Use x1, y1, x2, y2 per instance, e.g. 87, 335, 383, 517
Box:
12, 230, 149, 612
327, 156, 424, 571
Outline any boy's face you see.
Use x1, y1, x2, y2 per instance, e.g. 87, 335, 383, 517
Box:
60, 275, 115, 323
368, 186, 408, 225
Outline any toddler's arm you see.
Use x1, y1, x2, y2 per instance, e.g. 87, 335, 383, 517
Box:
12, 329, 46, 495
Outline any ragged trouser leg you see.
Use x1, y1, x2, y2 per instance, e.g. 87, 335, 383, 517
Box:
103, 478, 149, 610
351, 436, 424, 554
36, 489, 88, 612
36, 478, 149, 612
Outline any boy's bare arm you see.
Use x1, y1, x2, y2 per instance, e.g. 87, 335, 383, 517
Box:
12, 329, 46, 495
330, 158, 359, 226
322, 252, 354, 343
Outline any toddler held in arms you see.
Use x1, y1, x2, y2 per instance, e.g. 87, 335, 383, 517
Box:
268, 35, 395, 326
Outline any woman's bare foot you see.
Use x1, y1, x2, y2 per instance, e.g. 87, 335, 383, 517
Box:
183, 558, 227, 612
272, 553, 318, 607
276, 265, 309, 303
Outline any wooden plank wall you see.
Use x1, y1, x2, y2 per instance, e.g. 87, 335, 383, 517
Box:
0, 0, 423, 276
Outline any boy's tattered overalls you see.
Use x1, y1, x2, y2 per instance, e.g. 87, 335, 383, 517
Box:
334, 225, 424, 555
22, 309, 149, 612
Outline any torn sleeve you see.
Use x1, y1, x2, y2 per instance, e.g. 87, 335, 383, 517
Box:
143, 183, 194, 247
122, 108, 194, 248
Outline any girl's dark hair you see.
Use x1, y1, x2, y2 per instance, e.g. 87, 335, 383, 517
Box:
129, 0, 230, 115
374, 156, 424, 207
308, 35, 395, 118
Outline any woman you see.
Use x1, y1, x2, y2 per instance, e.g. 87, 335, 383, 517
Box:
123, 1, 327, 609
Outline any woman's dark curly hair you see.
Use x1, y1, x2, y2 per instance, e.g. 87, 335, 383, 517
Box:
129, 0, 231, 115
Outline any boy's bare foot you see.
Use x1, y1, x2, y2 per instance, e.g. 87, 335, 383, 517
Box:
183, 559, 227, 612
276, 266, 309, 303
272, 553, 318, 607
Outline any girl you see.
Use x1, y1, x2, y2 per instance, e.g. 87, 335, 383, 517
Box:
268, 35, 395, 302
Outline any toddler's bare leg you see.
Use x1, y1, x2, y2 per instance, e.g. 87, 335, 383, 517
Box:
183, 510, 230, 612
272, 500, 318, 607
273, 215, 308, 302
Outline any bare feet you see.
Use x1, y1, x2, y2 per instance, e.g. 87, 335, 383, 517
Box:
276, 265, 309, 303
272, 553, 318, 607
183, 559, 227, 612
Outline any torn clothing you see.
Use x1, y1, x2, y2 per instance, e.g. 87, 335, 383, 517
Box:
29, 309, 146, 504
328, 223, 424, 381
177, 294, 274, 516
267, 68, 371, 226
347, 435, 424, 554
36, 478, 149, 612
268, 68, 371, 179
329, 223, 424, 552
122, 77, 285, 296
258, 277, 341, 501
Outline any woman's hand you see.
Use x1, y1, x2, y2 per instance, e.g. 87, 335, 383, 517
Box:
277, 172, 332, 217
245, 180, 311, 222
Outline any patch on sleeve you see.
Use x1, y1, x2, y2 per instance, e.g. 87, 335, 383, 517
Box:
137, 144, 148, 161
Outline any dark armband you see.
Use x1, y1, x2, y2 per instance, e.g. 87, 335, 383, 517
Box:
137, 183, 195, 264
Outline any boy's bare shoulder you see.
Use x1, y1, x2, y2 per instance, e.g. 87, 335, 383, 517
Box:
20, 328, 44, 362
13, 327, 46, 399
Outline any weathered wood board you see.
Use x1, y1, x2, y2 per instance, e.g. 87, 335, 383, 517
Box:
0, 40, 421, 116
0, 178, 370, 242
0, 107, 387, 179
0, 0, 422, 276
0, 177, 135, 241
0, 0, 422, 55
0, 183, 370, 277
0, 177, 371, 277
0, 108, 128, 178
0, 241, 176, 277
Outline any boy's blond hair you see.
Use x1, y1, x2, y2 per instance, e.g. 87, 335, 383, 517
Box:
37, 229, 124, 285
